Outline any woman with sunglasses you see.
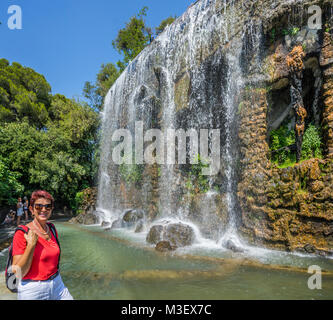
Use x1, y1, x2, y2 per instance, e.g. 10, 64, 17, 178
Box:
11, 190, 73, 300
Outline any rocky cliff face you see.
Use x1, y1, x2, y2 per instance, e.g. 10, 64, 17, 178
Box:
96, 0, 333, 255
237, 0, 333, 254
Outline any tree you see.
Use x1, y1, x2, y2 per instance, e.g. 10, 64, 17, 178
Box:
0, 60, 100, 208
83, 63, 120, 110
155, 16, 177, 36
37, 94, 99, 203
112, 7, 152, 69
0, 156, 24, 206
0, 121, 44, 190
0, 59, 51, 128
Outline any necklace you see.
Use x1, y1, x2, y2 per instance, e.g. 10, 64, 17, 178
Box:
33, 219, 49, 236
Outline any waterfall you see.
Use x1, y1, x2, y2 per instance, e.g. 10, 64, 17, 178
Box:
219, 51, 243, 244
96, 0, 264, 248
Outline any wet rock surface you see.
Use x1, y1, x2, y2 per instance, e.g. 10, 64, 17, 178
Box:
146, 223, 195, 248
69, 187, 98, 225
164, 223, 195, 247
122, 209, 144, 225
135, 220, 144, 233
155, 241, 177, 252
146, 225, 164, 244
0, 226, 15, 252
224, 240, 245, 253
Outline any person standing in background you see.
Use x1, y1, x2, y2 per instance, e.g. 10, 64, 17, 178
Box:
23, 196, 29, 222
16, 197, 24, 226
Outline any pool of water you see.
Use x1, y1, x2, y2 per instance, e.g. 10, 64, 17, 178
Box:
0, 222, 333, 300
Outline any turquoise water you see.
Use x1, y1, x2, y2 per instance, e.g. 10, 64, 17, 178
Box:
1, 222, 333, 300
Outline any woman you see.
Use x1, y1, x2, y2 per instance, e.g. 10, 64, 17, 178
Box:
11, 190, 73, 300
23, 196, 29, 222
16, 197, 24, 226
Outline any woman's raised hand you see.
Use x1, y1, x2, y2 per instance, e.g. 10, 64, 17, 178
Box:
24, 229, 38, 247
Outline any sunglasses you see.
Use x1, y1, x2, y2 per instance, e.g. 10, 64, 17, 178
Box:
34, 204, 53, 211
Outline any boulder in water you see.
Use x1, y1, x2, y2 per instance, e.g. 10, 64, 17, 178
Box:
304, 244, 316, 254
111, 218, 123, 229
164, 223, 195, 247
123, 209, 144, 225
146, 222, 195, 247
146, 225, 164, 244
224, 240, 245, 253
83, 212, 99, 225
155, 241, 177, 252
135, 220, 144, 233
101, 221, 111, 228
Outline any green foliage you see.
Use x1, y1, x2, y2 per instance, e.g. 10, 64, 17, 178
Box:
70, 191, 84, 215
0, 61, 99, 208
282, 27, 300, 37
0, 156, 24, 206
0, 121, 44, 186
270, 28, 276, 43
0, 59, 51, 128
112, 7, 152, 69
301, 124, 322, 159
119, 162, 144, 186
186, 154, 210, 194
270, 125, 295, 165
155, 16, 177, 36
270, 124, 323, 167
48, 94, 99, 145
83, 63, 120, 110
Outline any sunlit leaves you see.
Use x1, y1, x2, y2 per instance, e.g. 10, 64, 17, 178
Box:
0, 60, 51, 128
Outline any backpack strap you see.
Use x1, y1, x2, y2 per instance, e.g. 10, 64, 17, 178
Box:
47, 222, 61, 270
47, 223, 59, 243
15, 225, 29, 234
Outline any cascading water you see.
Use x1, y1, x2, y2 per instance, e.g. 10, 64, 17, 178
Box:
96, 72, 127, 222
219, 17, 264, 249
96, 0, 266, 251
218, 50, 243, 247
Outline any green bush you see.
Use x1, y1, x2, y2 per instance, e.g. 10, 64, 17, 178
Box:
270, 125, 295, 165
70, 191, 84, 214
0, 156, 24, 206
270, 123, 323, 167
186, 154, 210, 194
301, 124, 322, 159
119, 162, 144, 186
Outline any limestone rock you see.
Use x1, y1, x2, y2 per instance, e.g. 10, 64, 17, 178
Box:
304, 244, 316, 254
101, 221, 111, 228
146, 223, 195, 247
111, 218, 123, 229
164, 223, 195, 247
135, 220, 144, 233
123, 209, 144, 225
146, 225, 164, 244
155, 241, 177, 252
224, 240, 245, 253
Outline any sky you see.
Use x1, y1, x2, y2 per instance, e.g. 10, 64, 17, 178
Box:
0, 0, 193, 99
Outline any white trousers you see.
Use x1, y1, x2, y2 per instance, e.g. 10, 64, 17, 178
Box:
18, 273, 73, 300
